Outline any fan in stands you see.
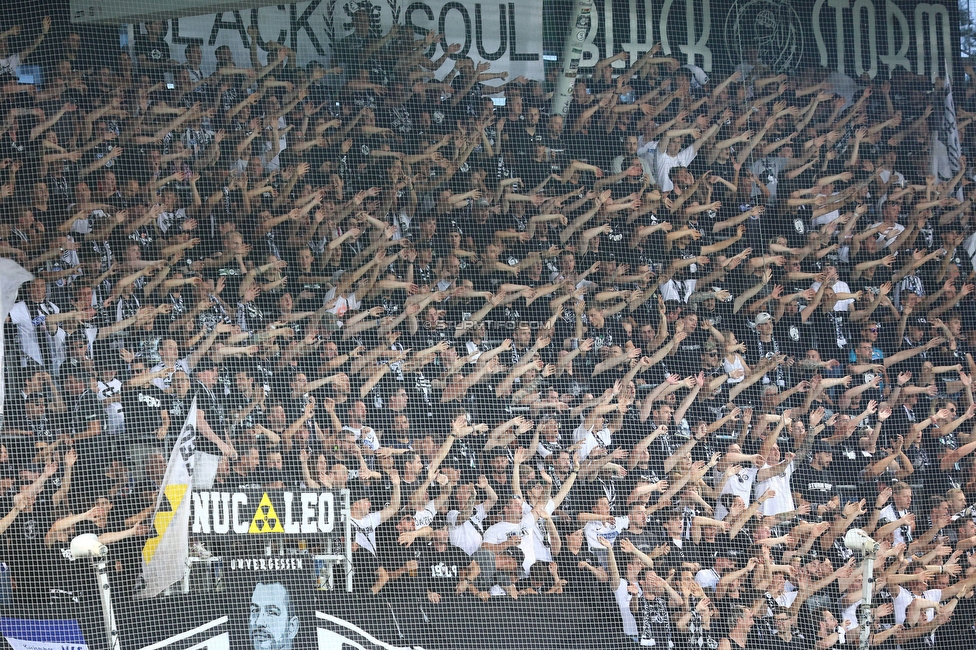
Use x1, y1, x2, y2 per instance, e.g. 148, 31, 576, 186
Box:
2, 3, 976, 650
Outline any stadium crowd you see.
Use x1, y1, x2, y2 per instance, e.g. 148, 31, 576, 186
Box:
6, 8, 976, 650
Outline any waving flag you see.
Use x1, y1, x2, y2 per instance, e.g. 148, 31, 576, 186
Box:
137, 398, 197, 599
942, 69, 962, 176
0, 259, 34, 426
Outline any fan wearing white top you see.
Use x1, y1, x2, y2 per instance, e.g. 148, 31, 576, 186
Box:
512, 447, 579, 567
654, 109, 729, 193
446, 476, 498, 556
719, 331, 749, 384
350, 468, 402, 557
753, 443, 797, 517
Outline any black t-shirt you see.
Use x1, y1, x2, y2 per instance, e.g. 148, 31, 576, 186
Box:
122, 385, 167, 448
792, 463, 836, 505
71, 389, 110, 467
831, 437, 872, 488
41, 519, 100, 601
421, 543, 471, 595
673, 329, 709, 375
810, 311, 854, 361
7, 499, 53, 595
134, 35, 171, 81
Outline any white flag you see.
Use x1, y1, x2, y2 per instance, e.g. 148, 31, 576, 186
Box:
137, 398, 197, 599
0, 259, 34, 425
943, 71, 962, 175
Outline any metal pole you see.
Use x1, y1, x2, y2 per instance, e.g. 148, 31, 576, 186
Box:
550, 0, 595, 117
857, 554, 875, 650
94, 558, 122, 650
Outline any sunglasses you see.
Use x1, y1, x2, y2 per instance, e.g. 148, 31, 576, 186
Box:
868, 327, 879, 333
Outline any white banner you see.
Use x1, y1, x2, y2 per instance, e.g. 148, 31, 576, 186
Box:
164, 0, 543, 83
137, 398, 198, 599
0, 259, 34, 425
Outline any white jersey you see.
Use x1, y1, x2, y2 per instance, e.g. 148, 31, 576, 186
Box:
484, 514, 537, 571
447, 504, 488, 556
352, 511, 382, 556
754, 461, 795, 516
715, 466, 759, 521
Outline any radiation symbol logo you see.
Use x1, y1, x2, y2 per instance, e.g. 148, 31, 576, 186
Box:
249, 493, 285, 534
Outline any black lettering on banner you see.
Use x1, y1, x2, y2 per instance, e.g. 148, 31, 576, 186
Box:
171, 19, 204, 47
291, 0, 326, 56
439, 2, 473, 59
249, 7, 288, 51
475, 4, 506, 61
405, 2, 437, 58
208, 11, 250, 48
508, 3, 539, 61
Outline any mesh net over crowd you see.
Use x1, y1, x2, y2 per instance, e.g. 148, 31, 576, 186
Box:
4, 1, 976, 649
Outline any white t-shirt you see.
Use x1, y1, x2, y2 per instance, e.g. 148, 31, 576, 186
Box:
447, 504, 488, 556
810, 192, 842, 227
754, 461, 795, 516
655, 145, 697, 192
611, 154, 654, 179
893, 585, 914, 625
931, 131, 952, 181
722, 355, 746, 384
521, 499, 557, 563
660, 277, 697, 303
879, 504, 913, 546
414, 501, 437, 529
578, 428, 612, 461
715, 466, 759, 521
483, 516, 536, 571
9, 300, 60, 367
352, 511, 382, 556
775, 590, 798, 608
323, 287, 360, 319
827, 71, 860, 109
157, 207, 189, 234
583, 516, 630, 551
615, 579, 640, 637
96, 378, 125, 437
635, 138, 659, 185
342, 424, 380, 452
920, 588, 942, 644
750, 157, 787, 199
810, 279, 854, 311
871, 220, 906, 249
150, 357, 192, 390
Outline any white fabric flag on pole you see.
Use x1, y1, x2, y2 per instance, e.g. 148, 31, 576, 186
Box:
0, 259, 34, 426
137, 398, 197, 599
943, 70, 962, 175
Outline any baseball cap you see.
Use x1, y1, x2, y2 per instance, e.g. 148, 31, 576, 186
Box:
754, 312, 772, 326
